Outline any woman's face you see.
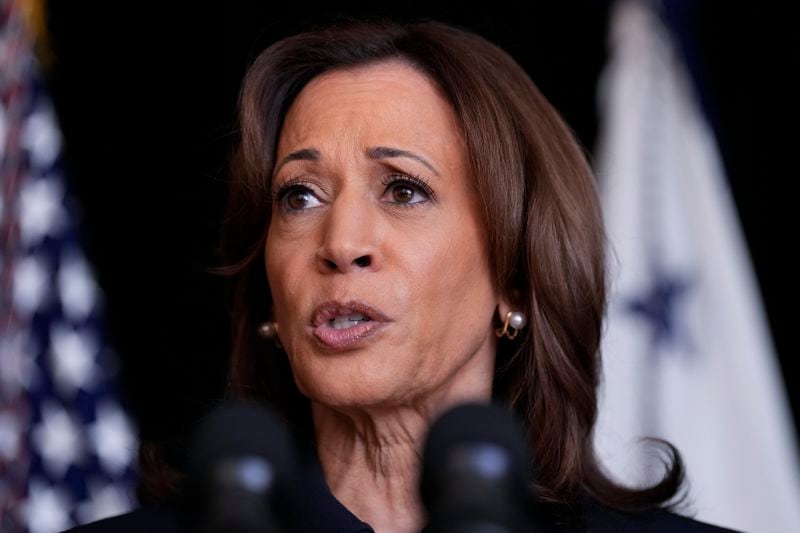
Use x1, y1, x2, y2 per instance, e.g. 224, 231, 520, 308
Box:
266, 60, 506, 409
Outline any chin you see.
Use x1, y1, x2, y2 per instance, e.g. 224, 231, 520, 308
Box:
292, 353, 419, 410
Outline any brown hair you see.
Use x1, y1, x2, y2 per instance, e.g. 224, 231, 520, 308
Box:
142, 15, 687, 520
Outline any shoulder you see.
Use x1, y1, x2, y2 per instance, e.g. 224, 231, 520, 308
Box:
578, 496, 743, 533
62, 504, 184, 533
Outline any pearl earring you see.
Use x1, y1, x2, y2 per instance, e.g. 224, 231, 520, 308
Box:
495, 311, 527, 340
257, 321, 277, 338
257, 321, 282, 348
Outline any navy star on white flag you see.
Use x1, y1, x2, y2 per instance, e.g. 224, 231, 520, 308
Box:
1, 2, 138, 531
592, 2, 800, 532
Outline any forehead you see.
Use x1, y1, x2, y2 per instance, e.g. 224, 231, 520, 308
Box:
276, 60, 467, 176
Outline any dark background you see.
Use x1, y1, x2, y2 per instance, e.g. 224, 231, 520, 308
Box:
42, 2, 797, 455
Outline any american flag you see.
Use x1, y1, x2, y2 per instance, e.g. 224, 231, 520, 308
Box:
1, 1, 138, 531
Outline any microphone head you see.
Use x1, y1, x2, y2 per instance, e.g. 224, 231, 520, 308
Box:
421, 402, 536, 533
186, 400, 297, 533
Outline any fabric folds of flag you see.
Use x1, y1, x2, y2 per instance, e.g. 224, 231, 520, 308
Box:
1, 2, 138, 531
592, 2, 800, 532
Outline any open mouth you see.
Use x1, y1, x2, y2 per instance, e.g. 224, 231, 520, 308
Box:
310, 300, 390, 351
329, 313, 372, 330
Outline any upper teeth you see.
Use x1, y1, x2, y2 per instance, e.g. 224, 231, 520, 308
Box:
333, 313, 365, 321
329, 313, 368, 329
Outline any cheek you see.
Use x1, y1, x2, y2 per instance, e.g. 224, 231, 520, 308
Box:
404, 214, 495, 342
265, 231, 306, 335
426, 211, 492, 291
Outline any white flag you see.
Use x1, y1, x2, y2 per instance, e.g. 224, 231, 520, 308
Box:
592, 2, 800, 532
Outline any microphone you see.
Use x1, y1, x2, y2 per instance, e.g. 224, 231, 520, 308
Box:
420, 402, 540, 533
185, 400, 297, 533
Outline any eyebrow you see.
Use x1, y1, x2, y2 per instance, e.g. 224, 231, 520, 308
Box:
272, 146, 440, 177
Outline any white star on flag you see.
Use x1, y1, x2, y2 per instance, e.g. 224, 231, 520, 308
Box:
13, 254, 50, 315
58, 247, 100, 321
31, 401, 85, 478
50, 323, 100, 395
19, 176, 67, 246
76, 481, 136, 524
21, 107, 62, 169
89, 401, 136, 474
21, 479, 74, 533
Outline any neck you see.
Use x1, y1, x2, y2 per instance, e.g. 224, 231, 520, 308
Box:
312, 386, 492, 533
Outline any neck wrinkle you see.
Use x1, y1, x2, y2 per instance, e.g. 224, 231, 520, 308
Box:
313, 403, 430, 533
309, 333, 497, 532
313, 401, 428, 486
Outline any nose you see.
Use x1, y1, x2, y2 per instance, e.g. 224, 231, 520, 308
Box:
316, 192, 381, 274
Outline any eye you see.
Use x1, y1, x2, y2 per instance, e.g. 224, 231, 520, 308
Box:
380, 173, 435, 206
272, 179, 323, 212
285, 188, 322, 211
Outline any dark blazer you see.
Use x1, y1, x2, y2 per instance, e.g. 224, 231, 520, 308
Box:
64, 497, 742, 533
66, 497, 741, 533
65, 454, 742, 533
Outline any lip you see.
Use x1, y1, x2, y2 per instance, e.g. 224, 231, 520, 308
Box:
311, 300, 391, 327
309, 300, 391, 351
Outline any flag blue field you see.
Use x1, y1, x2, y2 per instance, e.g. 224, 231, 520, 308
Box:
592, 2, 800, 532
1, 2, 138, 531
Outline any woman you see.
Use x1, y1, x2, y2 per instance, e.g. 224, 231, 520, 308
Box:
71, 16, 738, 533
